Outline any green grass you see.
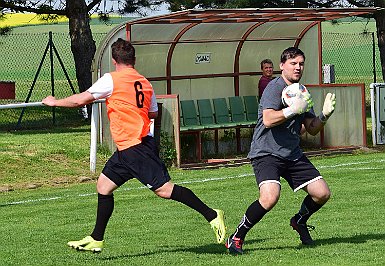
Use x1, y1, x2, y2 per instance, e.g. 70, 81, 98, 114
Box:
0, 125, 102, 188
1, 127, 385, 265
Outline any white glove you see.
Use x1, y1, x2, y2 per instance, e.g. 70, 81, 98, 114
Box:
283, 93, 313, 119
319, 93, 336, 123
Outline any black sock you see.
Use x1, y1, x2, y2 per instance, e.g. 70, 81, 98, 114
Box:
234, 200, 268, 240
91, 193, 114, 241
294, 195, 323, 224
170, 184, 217, 222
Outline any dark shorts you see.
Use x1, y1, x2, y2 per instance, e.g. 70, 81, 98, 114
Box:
251, 155, 322, 192
102, 136, 171, 191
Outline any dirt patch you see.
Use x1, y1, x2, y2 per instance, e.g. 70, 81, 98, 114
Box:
0, 185, 14, 192
0, 175, 96, 192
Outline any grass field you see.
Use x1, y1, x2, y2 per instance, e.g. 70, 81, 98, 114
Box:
1, 145, 385, 265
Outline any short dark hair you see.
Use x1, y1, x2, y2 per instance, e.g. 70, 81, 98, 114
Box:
260, 59, 273, 69
280, 47, 305, 63
111, 38, 135, 66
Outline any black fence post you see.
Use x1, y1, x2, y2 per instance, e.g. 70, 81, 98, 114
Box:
372, 32, 377, 83
16, 34, 51, 129
49, 31, 56, 125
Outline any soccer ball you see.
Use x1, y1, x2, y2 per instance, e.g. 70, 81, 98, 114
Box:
281, 83, 309, 107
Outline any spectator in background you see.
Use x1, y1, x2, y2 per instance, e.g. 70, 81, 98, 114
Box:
258, 59, 274, 100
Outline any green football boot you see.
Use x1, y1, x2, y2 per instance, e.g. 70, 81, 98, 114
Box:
67, 236, 104, 253
210, 209, 226, 244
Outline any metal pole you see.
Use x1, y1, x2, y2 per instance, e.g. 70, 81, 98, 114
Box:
90, 102, 99, 173
0, 102, 44, 109
52, 39, 77, 94
89, 99, 105, 173
372, 32, 377, 83
370, 84, 376, 146
49, 31, 56, 125
0, 100, 106, 173
16, 39, 50, 128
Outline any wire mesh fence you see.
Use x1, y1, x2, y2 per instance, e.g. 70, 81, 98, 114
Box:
0, 31, 107, 130
0, 30, 384, 131
322, 31, 384, 87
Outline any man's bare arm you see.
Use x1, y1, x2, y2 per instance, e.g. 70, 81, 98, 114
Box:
42, 91, 95, 108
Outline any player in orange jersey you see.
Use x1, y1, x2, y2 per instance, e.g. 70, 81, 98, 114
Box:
42, 38, 226, 253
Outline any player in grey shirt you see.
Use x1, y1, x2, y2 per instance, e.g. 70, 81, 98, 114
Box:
226, 47, 336, 254
248, 76, 316, 160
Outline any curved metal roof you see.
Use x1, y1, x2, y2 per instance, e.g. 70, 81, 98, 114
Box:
127, 7, 381, 24
94, 7, 382, 94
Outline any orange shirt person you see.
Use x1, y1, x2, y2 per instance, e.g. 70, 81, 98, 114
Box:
42, 38, 226, 253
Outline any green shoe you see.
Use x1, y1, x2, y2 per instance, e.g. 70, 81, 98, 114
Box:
210, 209, 226, 244
67, 236, 104, 253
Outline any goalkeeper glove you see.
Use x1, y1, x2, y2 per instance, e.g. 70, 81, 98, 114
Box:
319, 93, 336, 123
283, 93, 313, 119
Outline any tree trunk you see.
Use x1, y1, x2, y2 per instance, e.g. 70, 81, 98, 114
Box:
66, 0, 96, 93
374, 1, 385, 82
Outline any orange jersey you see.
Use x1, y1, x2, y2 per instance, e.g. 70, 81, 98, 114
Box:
107, 68, 154, 150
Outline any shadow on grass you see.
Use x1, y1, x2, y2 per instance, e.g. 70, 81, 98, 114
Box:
99, 239, 265, 260
314, 233, 385, 245
256, 232, 385, 252
99, 233, 385, 259
99, 244, 227, 260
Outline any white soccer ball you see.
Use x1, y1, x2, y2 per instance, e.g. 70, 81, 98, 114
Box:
281, 83, 309, 107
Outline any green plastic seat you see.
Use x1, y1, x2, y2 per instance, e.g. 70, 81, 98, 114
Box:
180, 100, 204, 131
243, 95, 259, 122
228, 96, 250, 126
197, 99, 222, 129
212, 98, 238, 127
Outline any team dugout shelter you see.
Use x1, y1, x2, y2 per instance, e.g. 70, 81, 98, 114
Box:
92, 8, 381, 167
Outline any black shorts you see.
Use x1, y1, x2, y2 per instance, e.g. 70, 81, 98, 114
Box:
102, 136, 171, 191
251, 155, 322, 192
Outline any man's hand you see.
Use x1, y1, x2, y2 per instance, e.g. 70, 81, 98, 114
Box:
283, 93, 313, 119
303, 92, 314, 112
42, 96, 57, 107
322, 93, 336, 117
319, 93, 336, 123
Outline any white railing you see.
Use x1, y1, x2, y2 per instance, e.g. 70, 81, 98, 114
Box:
0, 100, 104, 173
370, 83, 385, 146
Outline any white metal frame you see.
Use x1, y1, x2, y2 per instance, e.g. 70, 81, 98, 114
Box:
0, 101, 103, 173
370, 83, 385, 145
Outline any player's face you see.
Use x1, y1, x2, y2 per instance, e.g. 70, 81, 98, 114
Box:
280, 55, 305, 84
262, 63, 273, 78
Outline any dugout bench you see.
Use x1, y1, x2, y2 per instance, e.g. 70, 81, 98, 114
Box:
179, 96, 258, 161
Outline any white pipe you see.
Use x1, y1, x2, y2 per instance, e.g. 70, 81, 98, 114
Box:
370, 86, 376, 146
370, 83, 385, 89
90, 102, 99, 173
0, 100, 105, 109
0, 100, 106, 173
0, 101, 43, 109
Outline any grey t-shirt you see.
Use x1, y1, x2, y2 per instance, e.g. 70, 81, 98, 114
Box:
248, 76, 316, 161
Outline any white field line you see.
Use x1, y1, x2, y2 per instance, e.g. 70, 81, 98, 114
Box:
316, 159, 385, 169
1, 159, 385, 207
